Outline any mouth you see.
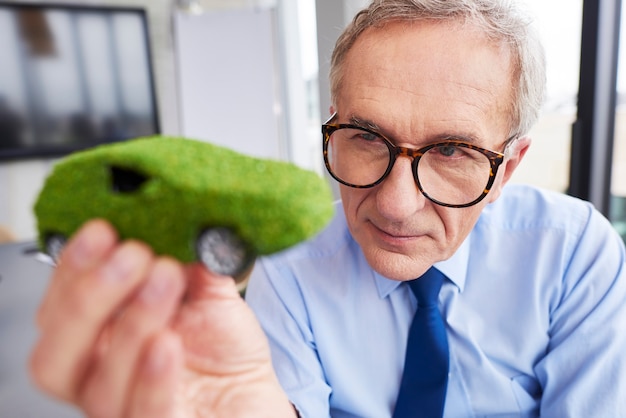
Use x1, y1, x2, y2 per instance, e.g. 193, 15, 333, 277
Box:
369, 221, 423, 246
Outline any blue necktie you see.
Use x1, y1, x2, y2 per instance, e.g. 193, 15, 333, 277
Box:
393, 267, 449, 418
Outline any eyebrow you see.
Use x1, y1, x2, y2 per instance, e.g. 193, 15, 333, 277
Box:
348, 116, 381, 132
346, 114, 483, 146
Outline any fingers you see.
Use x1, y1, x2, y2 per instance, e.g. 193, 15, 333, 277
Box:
30, 220, 155, 402
127, 331, 184, 418
79, 258, 185, 417
36, 219, 118, 329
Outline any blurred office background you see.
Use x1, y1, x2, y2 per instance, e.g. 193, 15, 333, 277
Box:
0, 0, 624, 240
0, 1, 624, 417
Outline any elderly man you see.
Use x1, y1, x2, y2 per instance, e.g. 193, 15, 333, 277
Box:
31, 0, 626, 417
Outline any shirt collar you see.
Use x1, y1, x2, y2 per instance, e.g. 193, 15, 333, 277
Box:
373, 233, 470, 298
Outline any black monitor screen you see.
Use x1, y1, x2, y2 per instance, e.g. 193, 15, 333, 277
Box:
0, 3, 160, 161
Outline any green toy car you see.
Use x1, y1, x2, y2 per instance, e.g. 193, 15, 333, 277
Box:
34, 136, 334, 280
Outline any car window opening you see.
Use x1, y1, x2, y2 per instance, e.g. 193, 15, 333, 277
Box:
109, 165, 149, 193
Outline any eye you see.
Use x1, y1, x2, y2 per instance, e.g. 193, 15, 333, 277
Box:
431, 144, 476, 160
356, 131, 380, 142
436, 145, 460, 157
109, 165, 149, 193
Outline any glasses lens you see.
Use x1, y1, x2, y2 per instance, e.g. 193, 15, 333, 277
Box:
417, 144, 492, 206
324, 127, 494, 206
325, 127, 390, 186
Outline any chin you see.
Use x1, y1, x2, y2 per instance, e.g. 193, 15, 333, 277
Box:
362, 249, 432, 281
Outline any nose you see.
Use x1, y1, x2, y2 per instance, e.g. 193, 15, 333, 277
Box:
375, 156, 427, 221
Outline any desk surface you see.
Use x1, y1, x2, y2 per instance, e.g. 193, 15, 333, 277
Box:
0, 241, 81, 417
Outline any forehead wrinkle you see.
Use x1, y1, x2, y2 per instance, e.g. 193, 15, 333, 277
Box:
437, 74, 502, 105
338, 70, 510, 147
360, 75, 502, 120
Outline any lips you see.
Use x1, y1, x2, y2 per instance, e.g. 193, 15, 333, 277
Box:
369, 220, 424, 243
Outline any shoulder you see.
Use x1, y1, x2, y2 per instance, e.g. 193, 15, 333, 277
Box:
477, 184, 624, 273
479, 184, 597, 235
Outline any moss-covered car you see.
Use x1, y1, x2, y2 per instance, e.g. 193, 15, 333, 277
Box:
34, 136, 334, 280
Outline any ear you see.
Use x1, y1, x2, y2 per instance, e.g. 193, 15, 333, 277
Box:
501, 136, 531, 184
485, 136, 531, 203
329, 105, 336, 116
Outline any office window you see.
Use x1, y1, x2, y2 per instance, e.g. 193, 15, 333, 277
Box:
509, 1, 583, 193
611, 2, 626, 241
296, 0, 323, 173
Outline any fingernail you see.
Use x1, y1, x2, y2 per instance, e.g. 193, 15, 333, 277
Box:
68, 226, 99, 269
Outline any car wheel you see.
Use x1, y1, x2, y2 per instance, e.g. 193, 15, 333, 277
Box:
45, 234, 67, 264
196, 227, 253, 281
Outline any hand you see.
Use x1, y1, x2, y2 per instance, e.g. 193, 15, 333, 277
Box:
30, 220, 296, 418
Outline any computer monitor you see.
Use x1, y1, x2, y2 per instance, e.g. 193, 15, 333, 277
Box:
0, 2, 160, 161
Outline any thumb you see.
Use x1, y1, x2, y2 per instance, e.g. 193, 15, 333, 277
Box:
175, 263, 269, 371
183, 263, 242, 303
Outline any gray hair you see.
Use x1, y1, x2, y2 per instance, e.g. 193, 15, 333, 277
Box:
329, 0, 547, 137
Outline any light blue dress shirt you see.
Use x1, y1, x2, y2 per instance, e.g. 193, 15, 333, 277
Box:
245, 184, 626, 417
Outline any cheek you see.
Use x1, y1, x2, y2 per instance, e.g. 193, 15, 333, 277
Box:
339, 185, 367, 216
339, 185, 375, 236
458, 210, 481, 235
437, 206, 484, 255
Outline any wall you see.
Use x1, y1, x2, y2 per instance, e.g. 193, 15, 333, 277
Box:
0, 0, 179, 241
175, 8, 286, 160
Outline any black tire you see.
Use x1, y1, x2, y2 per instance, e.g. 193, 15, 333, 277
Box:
45, 234, 67, 264
196, 227, 254, 281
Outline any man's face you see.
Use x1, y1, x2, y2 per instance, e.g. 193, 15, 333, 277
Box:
332, 20, 528, 281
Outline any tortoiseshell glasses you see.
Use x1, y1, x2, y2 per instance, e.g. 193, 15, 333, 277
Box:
322, 113, 513, 208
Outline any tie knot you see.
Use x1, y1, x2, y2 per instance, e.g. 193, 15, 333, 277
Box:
408, 267, 445, 307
